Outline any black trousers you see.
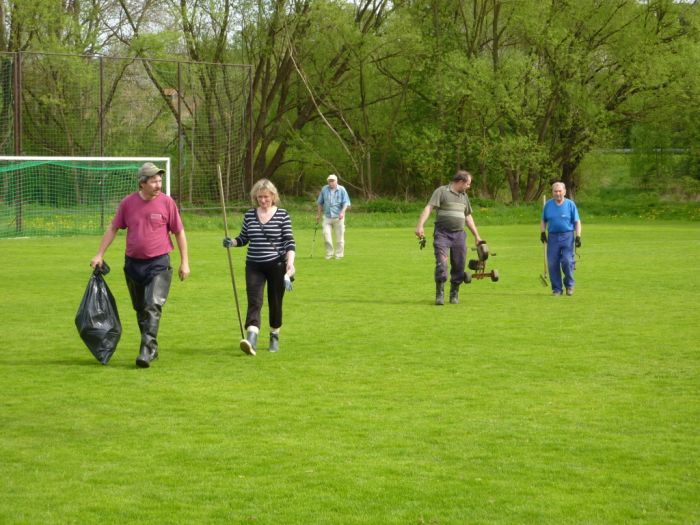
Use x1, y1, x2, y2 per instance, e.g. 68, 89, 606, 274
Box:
124, 254, 173, 355
245, 259, 286, 330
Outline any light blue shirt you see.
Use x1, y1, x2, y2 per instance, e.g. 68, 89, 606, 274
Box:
542, 198, 580, 233
317, 185, 351, 218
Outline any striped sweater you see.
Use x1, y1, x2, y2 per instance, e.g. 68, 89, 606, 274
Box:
234, 208, 296, 263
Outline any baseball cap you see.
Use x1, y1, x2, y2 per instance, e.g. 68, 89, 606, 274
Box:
138, 162, 165, 181
327, 174, 338, 182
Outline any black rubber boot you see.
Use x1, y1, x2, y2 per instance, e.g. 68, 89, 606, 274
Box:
132, 269, 172, 369
435, 282, 445, 305
269, 332, 279, 353
450, 283, 460, 304
136, 304, 161, 368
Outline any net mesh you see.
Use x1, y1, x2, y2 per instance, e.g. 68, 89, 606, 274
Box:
0, 52, 251, 207
0, 157, 168, 238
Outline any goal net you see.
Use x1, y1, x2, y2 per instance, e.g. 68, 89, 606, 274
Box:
0, 156, 170, 238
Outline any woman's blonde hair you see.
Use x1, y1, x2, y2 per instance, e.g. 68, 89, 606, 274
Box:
250, 178, 280, 206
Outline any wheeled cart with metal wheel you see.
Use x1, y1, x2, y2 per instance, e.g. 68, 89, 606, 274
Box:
463, 240, 499, 284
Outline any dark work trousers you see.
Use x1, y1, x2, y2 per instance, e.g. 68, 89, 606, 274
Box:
245, 259, 286, 330
433, 227, 467, 285
124, 254, 173, 357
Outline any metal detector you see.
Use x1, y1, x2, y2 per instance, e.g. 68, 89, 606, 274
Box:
573, 238, 581, 270
217, 166, 253, 355
310, 220, 319, 258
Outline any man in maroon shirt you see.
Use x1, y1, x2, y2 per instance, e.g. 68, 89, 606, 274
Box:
91, 162, 190, 368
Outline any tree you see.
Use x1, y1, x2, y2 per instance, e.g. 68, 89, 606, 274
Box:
624, 2, 700, 197
238, 0, 398, 197
2, 0, 699, 202
520, 0, 697, 199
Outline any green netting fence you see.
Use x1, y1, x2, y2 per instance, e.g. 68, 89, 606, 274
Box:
0, 157, 169, 237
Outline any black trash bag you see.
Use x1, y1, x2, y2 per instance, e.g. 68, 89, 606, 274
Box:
75, 262, 122, 364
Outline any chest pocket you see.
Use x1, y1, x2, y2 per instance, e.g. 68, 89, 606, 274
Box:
149, 213, 166, 231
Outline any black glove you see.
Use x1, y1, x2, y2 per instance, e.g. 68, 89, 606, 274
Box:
418, 236, 426, 250
540, 232, 547, 243
223, 237, 234, 248
575, 236, 581, 248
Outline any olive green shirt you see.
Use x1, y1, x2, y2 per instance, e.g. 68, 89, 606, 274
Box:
428, 184, 472, 231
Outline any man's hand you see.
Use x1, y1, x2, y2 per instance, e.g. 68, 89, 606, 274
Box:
540, 232, 547, 243
179, 263, 190, 281
223, 237, 234, 248
575, 236, 581, 248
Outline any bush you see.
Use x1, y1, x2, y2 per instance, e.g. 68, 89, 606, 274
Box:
355, 198, 424, 214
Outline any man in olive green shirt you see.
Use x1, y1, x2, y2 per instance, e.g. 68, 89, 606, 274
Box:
415, 170, 482, 305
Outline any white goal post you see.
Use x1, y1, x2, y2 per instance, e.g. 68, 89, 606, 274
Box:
0, 156, 171, 238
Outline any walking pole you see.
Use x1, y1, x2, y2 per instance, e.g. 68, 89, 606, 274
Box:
217, 165, 246, 342
540, 194, 549, 287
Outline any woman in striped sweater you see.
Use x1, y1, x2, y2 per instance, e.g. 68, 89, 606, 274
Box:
223, 179, 296, 355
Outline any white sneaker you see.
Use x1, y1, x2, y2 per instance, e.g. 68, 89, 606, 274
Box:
325, 254, 333, 260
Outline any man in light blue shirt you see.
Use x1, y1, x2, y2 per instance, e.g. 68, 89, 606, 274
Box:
540, 181, 582, 296
316, 174, 351, 259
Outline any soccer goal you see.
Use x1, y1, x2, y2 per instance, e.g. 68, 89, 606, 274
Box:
0, 156, 170, 238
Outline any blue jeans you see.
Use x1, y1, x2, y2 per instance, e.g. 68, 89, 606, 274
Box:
547, 231, 575, 293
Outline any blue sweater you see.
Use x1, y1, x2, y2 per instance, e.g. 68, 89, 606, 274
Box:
542, 198, 580, 233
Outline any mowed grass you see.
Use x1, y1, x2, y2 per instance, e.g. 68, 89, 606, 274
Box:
1, 220, 698, 524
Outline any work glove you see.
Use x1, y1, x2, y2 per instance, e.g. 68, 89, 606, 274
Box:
284, 274, 294, 291
540, 232, 547, 243
223, 237, 234, 248
575, 236, 581, 248
418, 235, 426, 250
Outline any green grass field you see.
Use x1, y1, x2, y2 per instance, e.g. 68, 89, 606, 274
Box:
1, 219, 698, 524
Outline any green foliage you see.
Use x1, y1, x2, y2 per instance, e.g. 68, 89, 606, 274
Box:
1, 221, 699, 523
4, 0, 700, 204
353, 197, 424, 214
624, 18, 700, 187
578, 150, 700, 217
582, 191, 699, 221
394, 124, 451, 192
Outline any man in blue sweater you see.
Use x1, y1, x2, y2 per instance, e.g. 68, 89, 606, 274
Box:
540, 182, 582, 296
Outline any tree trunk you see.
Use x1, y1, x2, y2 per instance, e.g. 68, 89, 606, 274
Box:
506, 168, 520, 203
561, 159, 578, 200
